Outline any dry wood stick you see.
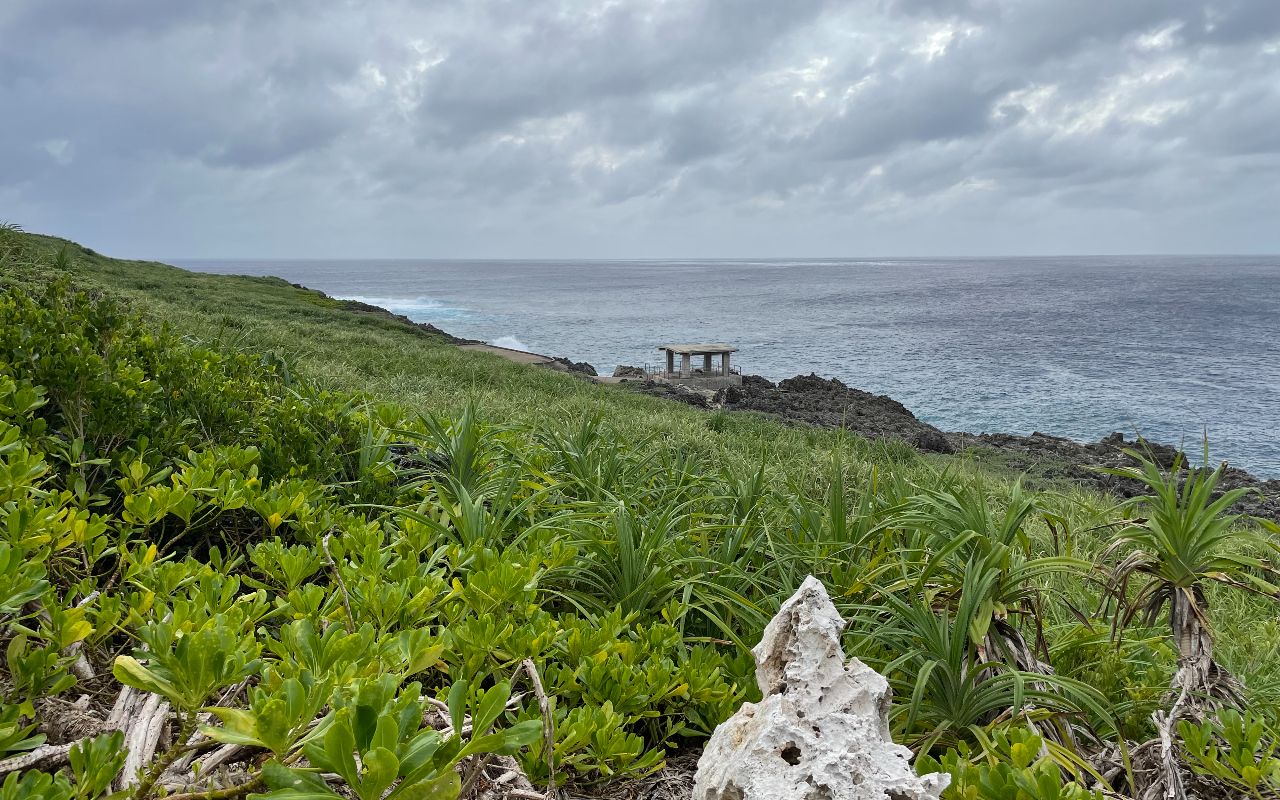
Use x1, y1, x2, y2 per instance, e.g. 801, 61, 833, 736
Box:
522, 658, 556, 798
321, 533, 356, 632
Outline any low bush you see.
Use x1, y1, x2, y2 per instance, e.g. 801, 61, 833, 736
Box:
0, 285, 746, 797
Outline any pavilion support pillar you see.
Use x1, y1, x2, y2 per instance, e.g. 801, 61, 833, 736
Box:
666, 350, 674, 377
722, 352, 731, 376
681, 353, 691, 377
703, 354, 712, 373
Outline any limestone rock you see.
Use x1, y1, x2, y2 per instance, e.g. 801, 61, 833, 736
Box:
693, 576, 949, 800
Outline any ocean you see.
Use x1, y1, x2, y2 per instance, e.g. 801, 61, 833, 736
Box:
177, 256, 1280, 478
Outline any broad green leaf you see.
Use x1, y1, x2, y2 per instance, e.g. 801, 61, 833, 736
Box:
359, 747, 399, 800
253, 760, 337, 800
112, 655, 180, 703
446, 681, 466, 740
389, 769, 461, 800
471, 681, 510, 738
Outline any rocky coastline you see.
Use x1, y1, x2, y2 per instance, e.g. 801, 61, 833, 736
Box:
301, 285, 1278, 521
616, 368, 1280, 521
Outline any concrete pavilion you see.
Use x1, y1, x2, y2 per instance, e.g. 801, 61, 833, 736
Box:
655, 343, 741, 389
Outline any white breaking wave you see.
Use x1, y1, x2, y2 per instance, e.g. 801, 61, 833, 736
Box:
490, 335, 531, 351
334, 295, 465, 320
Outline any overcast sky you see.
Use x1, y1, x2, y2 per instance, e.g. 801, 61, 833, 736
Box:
3, 1, 1279, 258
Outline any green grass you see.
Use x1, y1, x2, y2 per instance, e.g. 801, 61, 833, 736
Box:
4, 232, 974, 490
4, 226, 1280, 798
3, 231, 1274, 686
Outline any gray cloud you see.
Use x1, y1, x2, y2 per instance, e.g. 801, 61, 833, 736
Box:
1, 0, 1277, 257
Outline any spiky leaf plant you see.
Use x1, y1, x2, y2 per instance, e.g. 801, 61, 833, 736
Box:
898, 481, 1089, 676
870, 567, 1114, 757
1105, 451, 1278, 701
1104, 450, 1280, 799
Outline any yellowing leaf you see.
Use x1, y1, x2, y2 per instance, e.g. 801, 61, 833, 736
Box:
112, 655, 180, 702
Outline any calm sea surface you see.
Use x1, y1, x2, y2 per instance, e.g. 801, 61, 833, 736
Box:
177, 256, 1280, 478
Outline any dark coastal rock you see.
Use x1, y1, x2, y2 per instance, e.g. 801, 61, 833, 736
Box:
949, 430, 1280, 521
741, 374, 776, 391
643, 381, 716, 408
637, 371, 954, 454
716, 385, 744, 404
549, 357, 598, 376
912, 429, 955, 454
613, 365, 647, 380
720, 372, 952, 450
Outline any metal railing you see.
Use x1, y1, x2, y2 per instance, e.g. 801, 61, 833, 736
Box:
644, 363, 740, 378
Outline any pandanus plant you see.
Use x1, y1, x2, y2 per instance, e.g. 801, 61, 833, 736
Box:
1104, 451, 1280, 799
898, 480, 1088, 676
1105, 452, 1278, 704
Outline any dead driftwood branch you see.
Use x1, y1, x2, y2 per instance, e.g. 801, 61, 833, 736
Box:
6, 661, 551, 800
321, 532, 356, 633
0, 742, 76, 777
110, 686, 173, 792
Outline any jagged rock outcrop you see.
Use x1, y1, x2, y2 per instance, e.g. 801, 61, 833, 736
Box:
638, 380, 718, 408
693, 576, 949, 800
548, 356, 598, 376
631, 372, 956, 454
947, 430, 1280, 521
612, 365, 647, 380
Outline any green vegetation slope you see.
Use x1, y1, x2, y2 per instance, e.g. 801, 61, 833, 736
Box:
2, 225, 1278, 799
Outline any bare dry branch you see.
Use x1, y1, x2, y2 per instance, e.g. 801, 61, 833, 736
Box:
0, 742, 76, 776
521, 658, 556, 798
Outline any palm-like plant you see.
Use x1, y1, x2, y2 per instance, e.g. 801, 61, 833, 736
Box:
0, 221, 28, 264
535, 414, 659, 503
870, 567, 1113, 758
1104, 450, 1280, 800
399, 404, 508, 499
899, 481, 1088, 675
1105, 451, 1278, 701
544, 504, 689, 619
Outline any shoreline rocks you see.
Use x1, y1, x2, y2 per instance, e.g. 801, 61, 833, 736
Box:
300, 288, 1278, 520
622, 370, 957, 453
291, 283, 483, 345
548, 356, 598, 377
949, 429, 1280, 520
725, 373, 957, 454
623, 369, 1280, 521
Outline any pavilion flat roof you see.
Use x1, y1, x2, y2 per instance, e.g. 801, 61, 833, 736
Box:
657, 343, 738, 354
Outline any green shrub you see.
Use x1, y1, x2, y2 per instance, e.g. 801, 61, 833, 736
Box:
3, 233, 1279, 800
0, 285, 748, 796
918, 727, 1104, 800
1180, 708, 1280, 797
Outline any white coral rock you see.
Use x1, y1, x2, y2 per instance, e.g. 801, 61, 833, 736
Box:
693, 575, 949, 800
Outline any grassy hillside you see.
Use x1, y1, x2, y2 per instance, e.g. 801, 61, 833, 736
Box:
2, 225, 1278, 799
4, 231, 933, 481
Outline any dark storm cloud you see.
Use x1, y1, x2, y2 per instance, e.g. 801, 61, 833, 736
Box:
412, 0, 831, 146
1, 0, 1277, 256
